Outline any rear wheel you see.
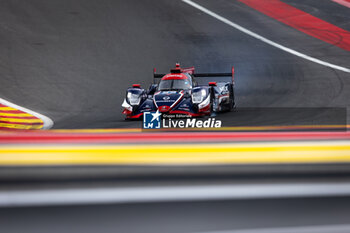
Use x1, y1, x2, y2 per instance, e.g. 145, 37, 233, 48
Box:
230, 84, 236, 112
209, 101, 217, 117
223, 84, 235, 112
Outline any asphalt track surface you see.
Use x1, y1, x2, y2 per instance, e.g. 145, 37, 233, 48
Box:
1, 174, 350, 233
0, 0, 349, 128
1, 1, 350, 232
0, 196, 350, 233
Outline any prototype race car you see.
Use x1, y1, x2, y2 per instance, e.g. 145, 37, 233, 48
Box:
122, 63, 235, 119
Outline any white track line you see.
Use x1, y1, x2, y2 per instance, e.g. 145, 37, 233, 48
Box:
195, 224, 350, 233
0, 98, 53, 129
1, 182, 350, 207
182, 0, 350, 73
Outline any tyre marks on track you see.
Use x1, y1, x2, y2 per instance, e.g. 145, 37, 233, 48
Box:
182, 0, 350, 73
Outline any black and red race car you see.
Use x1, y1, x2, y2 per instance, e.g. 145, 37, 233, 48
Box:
122, 63, 235, 119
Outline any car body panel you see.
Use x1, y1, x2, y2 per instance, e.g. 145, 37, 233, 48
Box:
122, 64, 235, 119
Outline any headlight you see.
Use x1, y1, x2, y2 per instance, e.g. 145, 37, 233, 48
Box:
192, 89, 207, 104
122, 99, 132, 112
127, 92, 141, 106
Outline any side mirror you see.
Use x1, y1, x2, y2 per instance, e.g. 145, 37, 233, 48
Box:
183, 90, 191, 98
148, 84, 158, 95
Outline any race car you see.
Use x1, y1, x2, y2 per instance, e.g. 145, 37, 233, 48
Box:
122, 63, 235, 119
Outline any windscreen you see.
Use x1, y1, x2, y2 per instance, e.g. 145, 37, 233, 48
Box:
158, 79, 192, 91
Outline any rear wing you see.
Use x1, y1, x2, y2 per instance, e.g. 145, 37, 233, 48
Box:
153, 66, 235, 85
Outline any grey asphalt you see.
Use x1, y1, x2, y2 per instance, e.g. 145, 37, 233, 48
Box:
1, 172, 350, 233
1, 196, 350, 233
0, 1, 350, 232
0, 0, 349, 128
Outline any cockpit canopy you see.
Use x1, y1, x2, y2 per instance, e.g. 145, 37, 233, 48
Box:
158, 74, 193, 91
